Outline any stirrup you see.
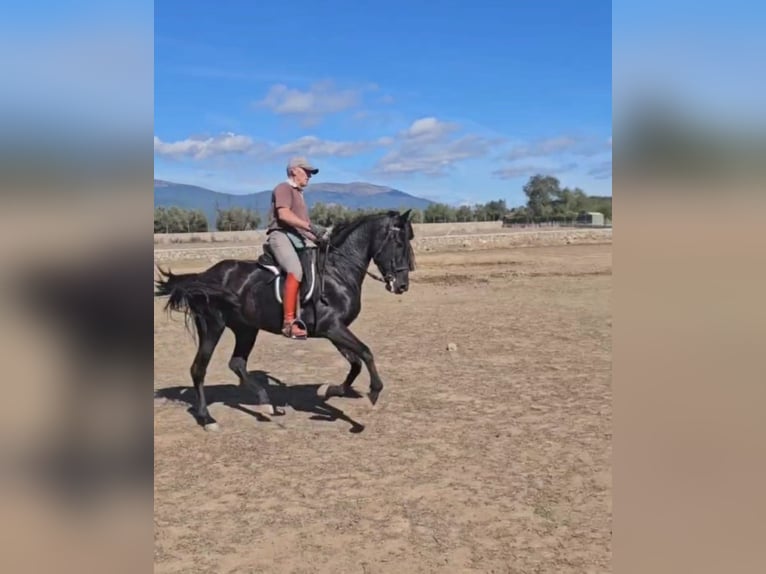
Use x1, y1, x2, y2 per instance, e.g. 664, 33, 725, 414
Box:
282, 318, 307, 340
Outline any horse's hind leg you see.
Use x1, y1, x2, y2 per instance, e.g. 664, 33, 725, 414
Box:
191, 312, 225, 431
318, 343, 363, 400
227, 325, 276, 416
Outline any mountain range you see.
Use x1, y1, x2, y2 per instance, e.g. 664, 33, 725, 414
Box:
154, 179, 435, 227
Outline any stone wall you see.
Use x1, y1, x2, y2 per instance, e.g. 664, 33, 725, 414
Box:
153, 220, 507, 245
154, 228, 612, 262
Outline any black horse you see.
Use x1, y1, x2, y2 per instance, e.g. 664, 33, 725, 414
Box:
155, 210, 415, 430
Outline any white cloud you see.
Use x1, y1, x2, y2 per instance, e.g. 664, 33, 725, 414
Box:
492, 162, 579, 180
493, 133, 612, 181
506, 135, 610, 160
374, 117, 492, 176
255, 81, 364, 125
154, 132, 255, 160
403, 117, 458, 142
155, 129, 392, 163
272, 135, 382, 158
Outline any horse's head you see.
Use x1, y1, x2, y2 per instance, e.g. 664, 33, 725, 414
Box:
370, 210, 416, 295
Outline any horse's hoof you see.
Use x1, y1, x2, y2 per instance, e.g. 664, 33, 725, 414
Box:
368, 389, 381, 406
317, 383, 331, 399
253, 404, 275, 416
204, 422, 220, 432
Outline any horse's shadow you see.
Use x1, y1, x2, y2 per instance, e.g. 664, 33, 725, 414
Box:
155, 370, 365, 433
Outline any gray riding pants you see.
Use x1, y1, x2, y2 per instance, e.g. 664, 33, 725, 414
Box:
267, 231, 302, 281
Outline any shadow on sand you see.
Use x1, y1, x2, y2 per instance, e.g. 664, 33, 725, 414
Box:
155, 370, 366, 433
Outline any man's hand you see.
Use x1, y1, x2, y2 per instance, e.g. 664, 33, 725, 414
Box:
309, 223, 330, 241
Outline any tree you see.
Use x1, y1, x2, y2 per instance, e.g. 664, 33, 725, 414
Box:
455, 205, 474, 222
309, 202, 331, 226
409, 208, 424, 223
216, 207, 260, 231
510, 174, 611, 223
154, 207, 169, 233
187, 209, 209, 232
424, 203, 456, 223
503, 206, 531, 224
155, 206, 210, 233
472, 203, 489, 221
326, 203, 351, 225
523, 174, 560, 219
571, 187, 588, 213
166, 206, 187, 232
484, 199, 508, 221
550, 187, 577, 221
584, 195, 612, 221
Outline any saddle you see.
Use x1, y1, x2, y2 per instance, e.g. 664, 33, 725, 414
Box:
256, 243, 318, 305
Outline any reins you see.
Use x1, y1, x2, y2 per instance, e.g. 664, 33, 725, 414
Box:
318, 239, 331, 303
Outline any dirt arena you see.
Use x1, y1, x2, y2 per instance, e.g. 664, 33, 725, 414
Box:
154, 241, 612, 573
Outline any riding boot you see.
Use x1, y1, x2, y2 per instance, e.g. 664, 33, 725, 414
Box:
282, 273, 307, 339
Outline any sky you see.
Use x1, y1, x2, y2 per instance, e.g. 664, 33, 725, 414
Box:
155, 0, 612, 206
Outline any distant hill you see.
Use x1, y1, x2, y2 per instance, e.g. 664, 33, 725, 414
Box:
154, 179, 434, 227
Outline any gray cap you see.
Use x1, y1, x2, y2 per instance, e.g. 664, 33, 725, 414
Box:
287, 156, 319, 175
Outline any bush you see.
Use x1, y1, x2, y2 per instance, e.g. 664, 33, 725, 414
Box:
154, 206, 208, 233
215, 207, 261, 231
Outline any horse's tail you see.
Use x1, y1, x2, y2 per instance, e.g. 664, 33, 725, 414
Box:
154, 265, 241, 331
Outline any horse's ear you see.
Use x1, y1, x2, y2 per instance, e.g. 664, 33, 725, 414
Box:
400, 209, 412, 222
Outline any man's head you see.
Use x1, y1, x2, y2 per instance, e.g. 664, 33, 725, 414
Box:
286, 157, 318, 189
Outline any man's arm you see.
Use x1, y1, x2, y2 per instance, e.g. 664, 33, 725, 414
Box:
276, 206, 311, 232
277, 207, 329, 241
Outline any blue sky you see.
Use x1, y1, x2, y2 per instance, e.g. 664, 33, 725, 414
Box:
155, 0, 612, 206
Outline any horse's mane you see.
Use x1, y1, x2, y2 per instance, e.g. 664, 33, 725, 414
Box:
327, 210, 416, 270
329, 211, 400, 247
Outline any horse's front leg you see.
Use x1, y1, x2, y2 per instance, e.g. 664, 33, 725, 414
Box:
324, 324, 384, 404
318, 342, 363, 400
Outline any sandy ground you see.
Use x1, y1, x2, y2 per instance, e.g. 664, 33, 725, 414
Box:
154, 243, 612, 573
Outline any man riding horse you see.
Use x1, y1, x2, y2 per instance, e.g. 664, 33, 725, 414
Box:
266, 156, 330, 339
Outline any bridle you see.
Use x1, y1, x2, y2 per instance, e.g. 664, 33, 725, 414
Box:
317, 224, 411, 300
365, 225, 411, 290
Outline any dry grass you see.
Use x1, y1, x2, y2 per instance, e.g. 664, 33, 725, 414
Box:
154, 243, 612, 573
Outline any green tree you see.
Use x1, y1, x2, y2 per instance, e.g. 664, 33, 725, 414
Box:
309, 202, 331, 226
188, 209, 209, 232
326, 203, 351, 225
216, 207, 260, 231
455, 205, 474, 222
584, 196, 612, 221
155, 206, 210, 233
484, 199, 508, 221
409, 208, 424, 223
550, 187, 578, 221
472, 203, 489, 221
523, 174, 560, 219
424, 202, 456, 222
571, 187, 588, 213
503, 206, 531, 224
154, 207, 169, 233
166, 206, 189, 232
